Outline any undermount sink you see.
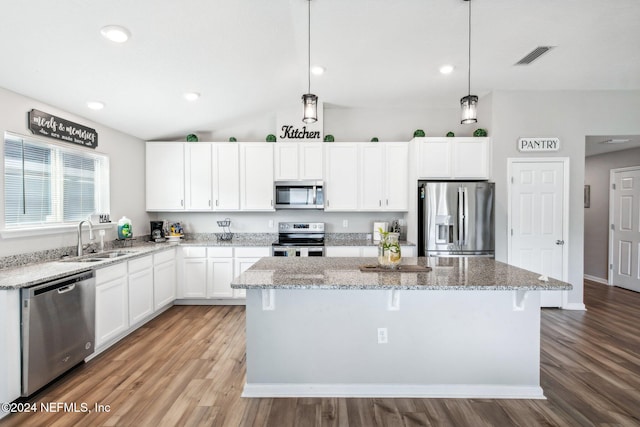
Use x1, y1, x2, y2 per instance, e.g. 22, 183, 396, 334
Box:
60, 250, 135, 263
91, 250, 134, 259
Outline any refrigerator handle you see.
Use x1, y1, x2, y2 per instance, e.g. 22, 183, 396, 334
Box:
462, 186, 468, 244
457, 187, 464, 245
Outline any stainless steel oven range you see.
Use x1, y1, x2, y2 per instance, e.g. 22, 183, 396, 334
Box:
272, 222, 325, 257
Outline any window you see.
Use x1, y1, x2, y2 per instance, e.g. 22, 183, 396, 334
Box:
3, 132, 109, 229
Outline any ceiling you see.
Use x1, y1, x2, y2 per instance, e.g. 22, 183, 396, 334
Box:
585, 135, 640, 157
1, 0, 639, 141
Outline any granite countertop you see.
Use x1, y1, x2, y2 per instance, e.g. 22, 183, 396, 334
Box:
230, 257, 573, 291
324, 238, 415, 247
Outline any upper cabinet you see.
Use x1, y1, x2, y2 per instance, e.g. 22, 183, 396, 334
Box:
147, 142, 241, 212
325, 142, 409, 212
146, 142, 185, 211
324, 143, 359, 211
274, 142, 323, 181
415, 137, 491, 180
240, 143, 275, 211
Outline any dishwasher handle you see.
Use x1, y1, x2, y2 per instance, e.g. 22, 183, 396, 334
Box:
25, 271, 95, 298
57, 284, 76, 294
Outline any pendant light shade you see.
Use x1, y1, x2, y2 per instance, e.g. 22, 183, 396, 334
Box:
460, 0, 478, 124
302, 93, 318, 123
460, 95, 478, 124
302, 0, 318, 123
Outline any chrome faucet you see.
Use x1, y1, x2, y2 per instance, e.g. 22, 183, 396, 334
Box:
77, 220, 94, 256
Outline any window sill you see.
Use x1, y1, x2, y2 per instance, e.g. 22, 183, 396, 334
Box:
0, 223, 116, 239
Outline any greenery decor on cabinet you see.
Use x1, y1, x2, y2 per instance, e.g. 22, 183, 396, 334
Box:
324, 134, 334, 142
229, 137, 237, 142
473, 128, 488, 137
371, 137, 379, 142
266, 134, 276, 142
413, 129, 426, 137
186, 134, 198, 142
446, 131, 455, 137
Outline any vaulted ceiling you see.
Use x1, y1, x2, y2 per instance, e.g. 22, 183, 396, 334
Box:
1, 0, 639, 141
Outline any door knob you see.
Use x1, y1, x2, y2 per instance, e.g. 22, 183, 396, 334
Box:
555, 240, 565, 245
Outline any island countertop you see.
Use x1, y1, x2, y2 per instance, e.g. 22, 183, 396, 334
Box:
231, 256, 573, 291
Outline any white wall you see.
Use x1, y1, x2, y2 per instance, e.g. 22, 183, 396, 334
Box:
489, 90, 640, 307
584, 147, 640, 281
0, 87, 149, 257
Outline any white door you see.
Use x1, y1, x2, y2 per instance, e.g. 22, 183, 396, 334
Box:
208, 258, 234, 298
214, 144, 240, 210
360, 144, 384, 210
509, 159, 568, 307
324, 143, 358, 211
185, 143, 212, 210
240, 143, 274, 210
610, 167, 640, 292
145, 142, 185, 210
384, 142, 409, 211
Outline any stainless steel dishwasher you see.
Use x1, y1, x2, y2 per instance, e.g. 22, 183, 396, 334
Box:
21, 270, 95, 396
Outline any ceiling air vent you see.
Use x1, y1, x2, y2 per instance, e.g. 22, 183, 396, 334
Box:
515, 46, 555, 65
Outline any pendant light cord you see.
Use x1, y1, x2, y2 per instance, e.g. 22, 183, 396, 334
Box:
308, 0, 311, 94
467, 0, 471, 97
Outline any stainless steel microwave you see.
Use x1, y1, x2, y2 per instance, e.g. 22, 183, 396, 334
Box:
274, 181, 324, 209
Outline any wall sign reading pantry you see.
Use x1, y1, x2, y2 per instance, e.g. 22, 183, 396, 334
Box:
518, 137, 559, 152
28, 109, 98, 148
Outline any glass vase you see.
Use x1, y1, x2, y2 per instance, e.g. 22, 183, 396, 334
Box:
378, 232, 401, 269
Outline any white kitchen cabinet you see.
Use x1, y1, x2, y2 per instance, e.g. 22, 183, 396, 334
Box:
233, 247, 270, 298
359, 142, 409, 211
274, 142, 323, 180
213, 143, 240, 210
324, 143, 359, 211
452, 138, 490, 179
185, 143, 213, 210
180, 247, 207, 298
0, 290, 20, 418
146, 142, 185, 211
128, 255, 154, 326
416, 137, 491, 179
240, 143, 275, 211
208, 257, 235, 298
154, 249, 177, 309
95, 263, 129, 349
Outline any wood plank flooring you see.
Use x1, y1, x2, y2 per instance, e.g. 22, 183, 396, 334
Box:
2, 280, 640, 426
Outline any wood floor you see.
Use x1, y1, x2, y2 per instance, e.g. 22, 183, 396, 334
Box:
2, 280, 640, 427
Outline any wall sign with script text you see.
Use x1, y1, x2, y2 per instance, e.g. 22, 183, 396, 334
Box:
518, 137, 559, 152
28, 109, 98, 148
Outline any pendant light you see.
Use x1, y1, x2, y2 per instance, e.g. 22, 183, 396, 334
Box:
460, 0, 478, 124
302, 0, 318, 123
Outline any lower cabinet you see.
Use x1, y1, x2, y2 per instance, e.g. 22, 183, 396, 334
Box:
95, 248, 177, 353
0, 290, 21, 417
95, 263, 129, 349
154, 248, 177, 310
128, 255, 154, 325
178, 246, 269, 302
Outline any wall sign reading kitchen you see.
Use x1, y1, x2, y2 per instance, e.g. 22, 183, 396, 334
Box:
28, 109, 98, 148
276, 103, 323, 142
518, 137, 559, 152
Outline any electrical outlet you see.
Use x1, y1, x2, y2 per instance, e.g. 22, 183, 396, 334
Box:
343, 219, 348, 228
268, 220, 274, 228
377, 327, 388, 344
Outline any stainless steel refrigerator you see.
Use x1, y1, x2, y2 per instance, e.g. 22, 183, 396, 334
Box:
418, 181, 495, 257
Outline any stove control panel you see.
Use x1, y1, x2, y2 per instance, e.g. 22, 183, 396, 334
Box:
278, 222, 325, 232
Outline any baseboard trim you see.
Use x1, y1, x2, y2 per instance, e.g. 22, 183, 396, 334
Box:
584, 274, 608, 285
562, 302, 587, 311
174, 299, 246, 306
241, 383, 546, 400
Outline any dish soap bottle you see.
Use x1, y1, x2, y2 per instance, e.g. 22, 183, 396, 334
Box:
117, 216, 132, 239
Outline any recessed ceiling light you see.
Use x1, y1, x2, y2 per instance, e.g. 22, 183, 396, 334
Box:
183, 92, 201, 101
439, 65, 454, 75
601, 139, 631, 144
87, 101, 105, 110
311, 66, 325, 76
100, 25, 131, 43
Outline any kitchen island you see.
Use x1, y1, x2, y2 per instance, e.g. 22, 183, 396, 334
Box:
231, 257, 572, 399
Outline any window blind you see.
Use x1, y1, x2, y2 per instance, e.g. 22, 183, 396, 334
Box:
3, 133, 109, 229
